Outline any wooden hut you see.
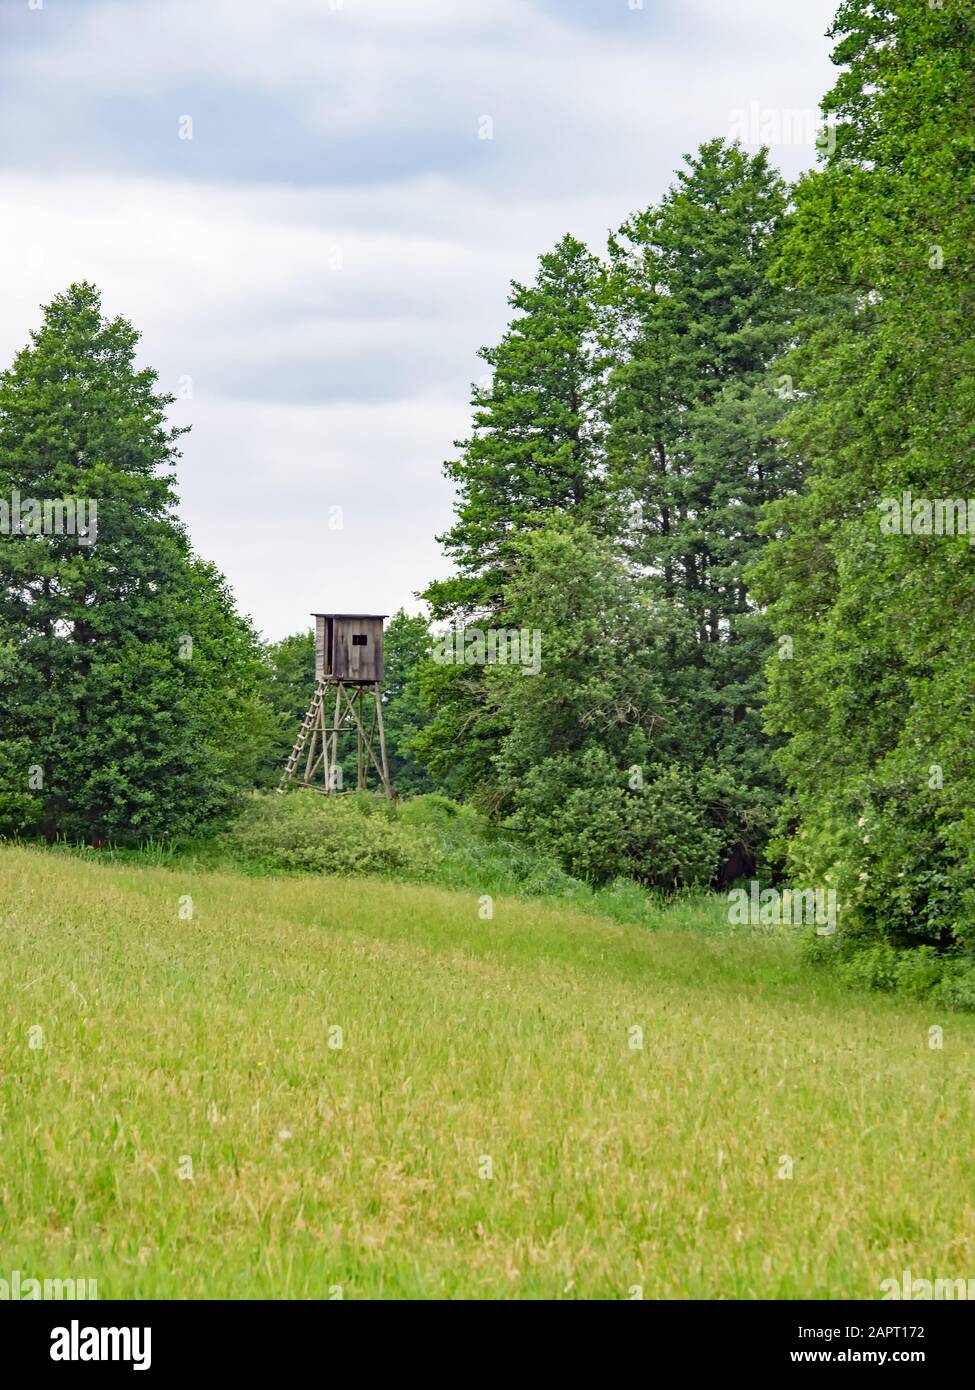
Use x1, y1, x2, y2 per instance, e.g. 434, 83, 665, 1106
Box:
313, 613, 386, 684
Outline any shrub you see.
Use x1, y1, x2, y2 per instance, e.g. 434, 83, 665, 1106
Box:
832, 942, 975, 1011
0, 739, 42, 839
506, 750, 723, 889
891, 946, 944, 999
0, 788, 41, 840
836, 942, 900, 993
932, 962, 975, 1013
224, 792, 437, 876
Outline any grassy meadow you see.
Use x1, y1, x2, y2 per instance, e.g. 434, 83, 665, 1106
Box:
1, 841, 974, 1300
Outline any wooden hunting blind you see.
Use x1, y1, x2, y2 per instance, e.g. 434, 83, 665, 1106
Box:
280, 612, 392, 798
314, 613, 385, 684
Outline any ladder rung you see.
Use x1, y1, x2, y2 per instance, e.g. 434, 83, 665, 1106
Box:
280, 678, 331, 788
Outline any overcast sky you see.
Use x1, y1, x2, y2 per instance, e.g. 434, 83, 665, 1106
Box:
0, 0, 839, 641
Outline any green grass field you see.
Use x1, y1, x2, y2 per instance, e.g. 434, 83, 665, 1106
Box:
2, 842, 973, 1299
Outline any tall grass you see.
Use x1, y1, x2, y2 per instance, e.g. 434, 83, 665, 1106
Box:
2, 842, 973, 1298
38, 791, 685, 927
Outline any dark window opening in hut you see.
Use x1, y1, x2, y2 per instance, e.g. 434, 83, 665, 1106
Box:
352, 634, 368, 646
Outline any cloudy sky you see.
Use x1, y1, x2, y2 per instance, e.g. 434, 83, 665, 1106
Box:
0, 0, 838, 640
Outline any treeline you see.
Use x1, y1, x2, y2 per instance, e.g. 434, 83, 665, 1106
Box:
412, 0, 975, 966
410, 138, 801, 890
395, 0, 975, 977
0, 275, 435, 845
1, 1, 973, 981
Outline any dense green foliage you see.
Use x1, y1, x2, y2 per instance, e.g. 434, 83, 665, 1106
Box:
3, 0, 973, 1007
253, 629, 316, 788
419, 234, 605, 799
0, 284, 269, 844
377, 610, 440, 794
751, 0, 975, 961
225, 791, 435, 876
602, 142, 807, 874
483, 518, 724, 887
417, 144, 803, 883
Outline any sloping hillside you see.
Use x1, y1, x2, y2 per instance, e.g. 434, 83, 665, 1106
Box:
1, 845, 973, 1299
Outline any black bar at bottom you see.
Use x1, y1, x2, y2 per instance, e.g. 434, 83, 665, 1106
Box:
1, 1298, 967, 1374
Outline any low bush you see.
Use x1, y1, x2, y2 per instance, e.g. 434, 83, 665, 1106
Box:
505, 751, 725, 889
224, 792, 436, 876
833, 939, 975, 1011
220, 791, 661, 923
891, 946, 944, 999
836, 942, 901, 993
933, 961, 975, 1012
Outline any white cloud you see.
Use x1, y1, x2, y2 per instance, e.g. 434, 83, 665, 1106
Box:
175, 394, 465, 637
0, 0, 840, 639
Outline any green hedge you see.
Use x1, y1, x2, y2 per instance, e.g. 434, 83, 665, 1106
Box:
224, 791, 437, 876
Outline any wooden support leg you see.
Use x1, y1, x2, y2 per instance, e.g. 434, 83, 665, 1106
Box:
328, 683, 342, 792
356, 689, 366, 791
374, 684, 392, 799
286, 679, 393, 798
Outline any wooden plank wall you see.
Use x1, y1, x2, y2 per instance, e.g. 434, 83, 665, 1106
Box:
332, 617, 383, 682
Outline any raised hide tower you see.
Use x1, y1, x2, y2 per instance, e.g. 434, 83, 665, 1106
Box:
314, 613, 385, 684
280, 612, 392, 798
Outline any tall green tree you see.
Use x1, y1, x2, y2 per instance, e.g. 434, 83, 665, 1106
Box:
752, 0, 975, 951
420, 233, 605, 798
0, 283, 269, 843
426, 232, 604, 623
603, 140, 801, 871
604, 141, 794, 601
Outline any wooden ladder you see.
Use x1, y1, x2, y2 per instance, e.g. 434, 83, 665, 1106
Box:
278, 678, 326, 791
